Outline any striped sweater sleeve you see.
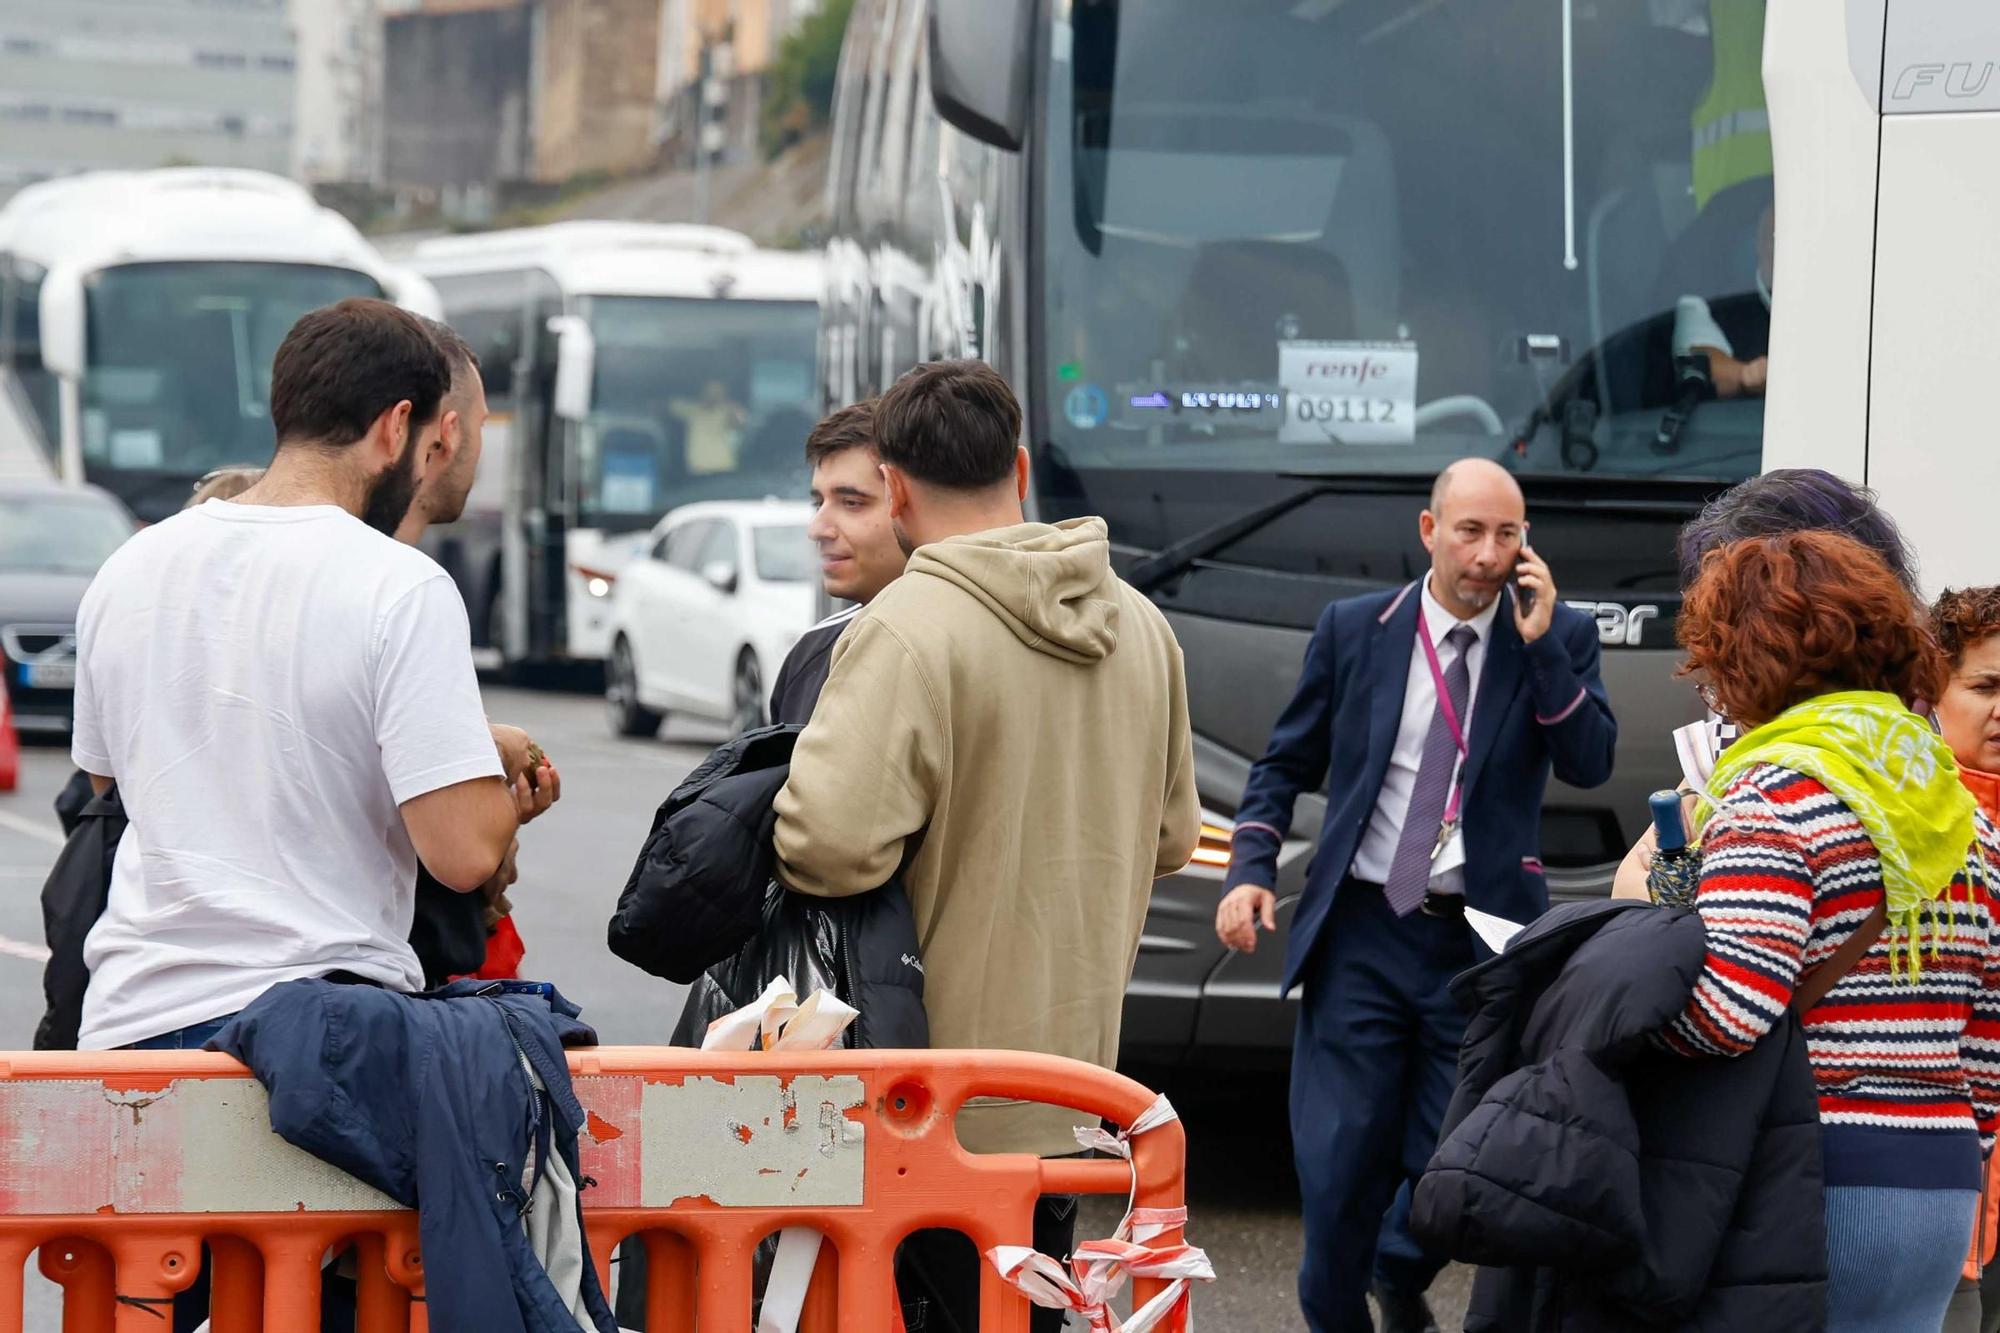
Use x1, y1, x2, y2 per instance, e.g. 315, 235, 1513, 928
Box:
1966, 831, 2000, 1153
1661, 788, 1817, 1058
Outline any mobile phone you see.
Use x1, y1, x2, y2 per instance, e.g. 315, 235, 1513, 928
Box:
1513, 522, 1536, 612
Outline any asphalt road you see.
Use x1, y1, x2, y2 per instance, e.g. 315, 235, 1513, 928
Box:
0, 682, 1473, 1330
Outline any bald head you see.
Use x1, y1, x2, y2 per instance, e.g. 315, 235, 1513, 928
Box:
1429, 458, 1524, 521
1422, 458, 1528, 618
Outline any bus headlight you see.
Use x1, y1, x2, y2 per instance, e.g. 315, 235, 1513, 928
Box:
1189, 812, 1235, 868
587, 576, 611, 599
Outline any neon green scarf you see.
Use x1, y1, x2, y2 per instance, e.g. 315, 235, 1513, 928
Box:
1702, 690, 1977, 976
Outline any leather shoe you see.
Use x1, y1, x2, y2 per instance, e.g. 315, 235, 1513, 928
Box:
1371, 1281, 1440, 1333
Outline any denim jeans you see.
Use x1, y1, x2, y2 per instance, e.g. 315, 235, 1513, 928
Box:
1825, 1185, 1977, 1333
121, 1014, 239, 1051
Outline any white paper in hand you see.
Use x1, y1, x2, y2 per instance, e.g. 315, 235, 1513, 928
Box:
1464, 906, 1526, 953
701, 975, 799, 1051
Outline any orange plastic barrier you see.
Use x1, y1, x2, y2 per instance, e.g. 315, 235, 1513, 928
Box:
0, 1047, 1189, 1331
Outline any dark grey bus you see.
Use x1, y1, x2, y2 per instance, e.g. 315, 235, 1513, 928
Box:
823, 0, 1773, 1069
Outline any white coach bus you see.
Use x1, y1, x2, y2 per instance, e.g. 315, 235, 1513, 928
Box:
408, 223, 822, 672
0, 168, 437, 522
1761, 0, 2000, 597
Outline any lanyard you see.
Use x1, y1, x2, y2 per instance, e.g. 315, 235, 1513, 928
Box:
1416, 605, 1472, 850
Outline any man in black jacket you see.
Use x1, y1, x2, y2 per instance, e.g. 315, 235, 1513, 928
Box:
768, 398, 904, 724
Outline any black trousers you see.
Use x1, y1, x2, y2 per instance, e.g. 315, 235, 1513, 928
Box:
896, 1189, 1082, 1333
611, 1188, 1081, 1330
1292, 880, 1472, 1332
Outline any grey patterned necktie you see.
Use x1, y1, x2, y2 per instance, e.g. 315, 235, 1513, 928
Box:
1384, 624, 1477, 916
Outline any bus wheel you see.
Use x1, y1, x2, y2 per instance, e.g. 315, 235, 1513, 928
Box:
608, 636, 663, 739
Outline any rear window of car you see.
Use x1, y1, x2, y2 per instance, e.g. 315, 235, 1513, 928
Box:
752, 524, 812, 583
0, 493, 133, 574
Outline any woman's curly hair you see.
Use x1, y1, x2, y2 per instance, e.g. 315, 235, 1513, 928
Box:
1930, 586, 2000, 668
1679, 530, 1944, 727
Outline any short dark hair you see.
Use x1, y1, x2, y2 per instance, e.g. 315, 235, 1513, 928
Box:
874, 359, 1021, 490
1676, 468, 1918, 595
270, 298, 451, 449
805, 398, 877, 465
419, 315, 480, 383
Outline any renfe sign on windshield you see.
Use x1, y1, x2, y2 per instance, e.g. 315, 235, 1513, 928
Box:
1279, 341, 1418, 446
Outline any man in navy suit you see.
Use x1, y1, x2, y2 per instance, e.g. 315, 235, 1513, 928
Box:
1216, 459, 1616, 1333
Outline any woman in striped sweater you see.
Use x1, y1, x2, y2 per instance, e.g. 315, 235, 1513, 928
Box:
1668, 530, 2000, 1333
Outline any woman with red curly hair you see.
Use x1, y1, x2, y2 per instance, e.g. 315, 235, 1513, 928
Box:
1669, 531, 2000, 1333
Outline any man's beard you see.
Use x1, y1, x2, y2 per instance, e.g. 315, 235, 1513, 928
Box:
360, 429, 422, 536
427, 452, 475, 525
892, 517, 917, 558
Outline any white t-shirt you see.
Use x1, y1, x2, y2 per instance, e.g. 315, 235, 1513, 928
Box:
70, 500, 505, 1050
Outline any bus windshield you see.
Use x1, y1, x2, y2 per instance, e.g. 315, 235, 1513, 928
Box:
82, 262, 383, 515
1041, 0, 1770, 485
577, 296, 819, 530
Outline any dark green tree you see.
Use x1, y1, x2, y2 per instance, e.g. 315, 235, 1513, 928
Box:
761, 0, 856, 158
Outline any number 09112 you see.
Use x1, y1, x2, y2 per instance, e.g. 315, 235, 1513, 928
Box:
1291, 395, 1398, 426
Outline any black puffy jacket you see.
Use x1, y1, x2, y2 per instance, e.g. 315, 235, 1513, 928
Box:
1412, 900, 1827, 1333
35, 780, 125, 1051
606, 724, 926, 1050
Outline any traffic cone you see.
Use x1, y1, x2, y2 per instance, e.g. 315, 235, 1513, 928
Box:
0, 688, 18, 794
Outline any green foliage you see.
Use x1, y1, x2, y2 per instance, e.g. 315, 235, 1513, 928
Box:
761, 0, 855, 159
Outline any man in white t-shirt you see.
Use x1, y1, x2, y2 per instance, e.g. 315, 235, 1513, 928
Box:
70, 297, 546, 1051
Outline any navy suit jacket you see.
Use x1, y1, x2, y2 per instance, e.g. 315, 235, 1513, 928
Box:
1225, 581, 1618, 992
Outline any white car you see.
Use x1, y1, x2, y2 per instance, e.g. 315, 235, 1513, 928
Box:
605, 499, 817, 738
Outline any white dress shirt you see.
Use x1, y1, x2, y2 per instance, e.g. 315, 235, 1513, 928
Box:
1349, 577, 1501, 894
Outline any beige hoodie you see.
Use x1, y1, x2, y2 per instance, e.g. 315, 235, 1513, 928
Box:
773, 517, 1200, 1155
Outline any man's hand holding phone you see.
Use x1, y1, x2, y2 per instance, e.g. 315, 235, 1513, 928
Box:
1513, 530, 1557, 645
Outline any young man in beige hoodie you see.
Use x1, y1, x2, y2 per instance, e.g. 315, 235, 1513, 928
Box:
773, 359, 1199, 1329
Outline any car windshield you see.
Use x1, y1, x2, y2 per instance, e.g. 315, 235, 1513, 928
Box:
82, 262, 384, 483
1041, 0, 1770, 483
0, 493, 133, 574
752, 524, 813, 583
577, 297, 820, 530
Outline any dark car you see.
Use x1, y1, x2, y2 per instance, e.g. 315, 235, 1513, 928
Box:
0, 481, 135, 734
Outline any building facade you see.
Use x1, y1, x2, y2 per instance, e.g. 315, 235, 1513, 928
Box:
655, 0, 823, 167
380, 0, 664, 194
0, 0, 296, 191
292, 0, 386, 184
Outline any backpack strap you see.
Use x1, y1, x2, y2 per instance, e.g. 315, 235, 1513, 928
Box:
1791, 900, 1889, 1016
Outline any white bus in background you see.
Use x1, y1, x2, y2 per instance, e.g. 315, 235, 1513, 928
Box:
408, 223, 822, 674
1761, 0, 2000, 595
0, 168, 438, 522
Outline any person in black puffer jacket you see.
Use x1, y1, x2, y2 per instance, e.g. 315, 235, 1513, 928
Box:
1411, 899, 1826, 1332
606, 723, 924, 1328
604, 722, 926, 1048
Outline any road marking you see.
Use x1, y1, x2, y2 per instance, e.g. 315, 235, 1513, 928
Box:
0, 933, 50, 963
0, 807, 63, 850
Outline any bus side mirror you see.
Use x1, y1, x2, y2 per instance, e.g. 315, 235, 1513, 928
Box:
929, 0, 1032, 152
548, 315, 595, 423
38, 269, 85, 381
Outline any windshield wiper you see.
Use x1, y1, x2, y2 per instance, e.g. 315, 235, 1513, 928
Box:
1125, 471, 1431, 595
1122, 468, 1716, 596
